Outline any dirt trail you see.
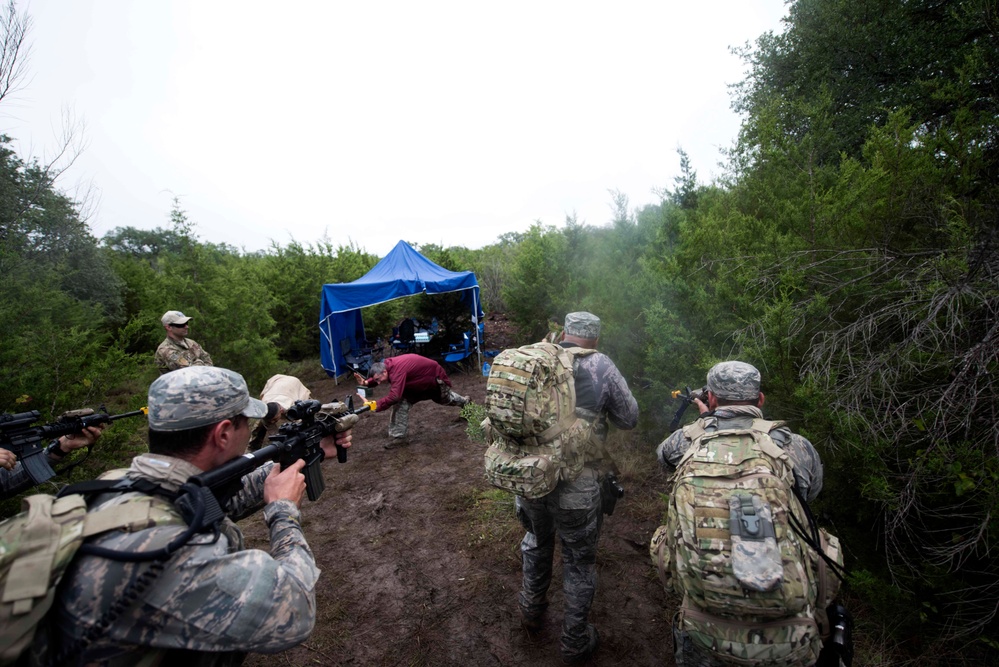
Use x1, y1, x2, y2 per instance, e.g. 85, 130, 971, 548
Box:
242, 320, 676, 666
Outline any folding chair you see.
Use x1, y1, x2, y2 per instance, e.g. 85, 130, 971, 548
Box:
341, 337, 373, 374
441, 331, 472, 372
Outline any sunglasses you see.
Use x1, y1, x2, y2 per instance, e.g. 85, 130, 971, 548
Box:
169, 322, 190, 328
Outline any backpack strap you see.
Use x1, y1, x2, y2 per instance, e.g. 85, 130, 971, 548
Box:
751, 418, 786, 435
3, 494, 88, 615
57, 476, 182, 538
677, 420, 710, 466
563, 345, 598, 359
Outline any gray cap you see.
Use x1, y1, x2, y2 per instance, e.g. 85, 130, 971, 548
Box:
706, 361, 761, 401
564, 312, 601, 339
148, 366, 268, 431
161, 310, 192, 326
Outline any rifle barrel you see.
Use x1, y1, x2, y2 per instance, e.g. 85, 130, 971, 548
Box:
106, 408, 148, 422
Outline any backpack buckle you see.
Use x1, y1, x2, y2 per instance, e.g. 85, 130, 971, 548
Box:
730, 494, 774, 540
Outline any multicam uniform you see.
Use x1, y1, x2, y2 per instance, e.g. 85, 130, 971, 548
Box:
370, 354, 468, 439
655, 405, 825, 667
154, 337, 214, 374
54, 453, 319, 666
656, 405, 824, 502
515, 345, 638, 657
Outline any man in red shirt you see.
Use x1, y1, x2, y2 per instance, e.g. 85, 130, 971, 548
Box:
355, 354, 469, 448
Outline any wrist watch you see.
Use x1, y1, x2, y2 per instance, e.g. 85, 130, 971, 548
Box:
46, 439, 69, 459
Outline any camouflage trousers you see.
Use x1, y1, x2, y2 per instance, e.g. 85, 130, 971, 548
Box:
515, 467, 603, 655
387, 379, 469, 439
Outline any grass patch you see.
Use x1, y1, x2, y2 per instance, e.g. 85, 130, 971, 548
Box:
464, 486, 520, 551
461, 401, 488, 443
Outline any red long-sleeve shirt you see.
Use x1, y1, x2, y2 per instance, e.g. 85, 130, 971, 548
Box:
373, 354, 451, 412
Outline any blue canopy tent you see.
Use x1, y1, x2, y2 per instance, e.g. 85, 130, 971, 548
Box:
319, 241, 484, 380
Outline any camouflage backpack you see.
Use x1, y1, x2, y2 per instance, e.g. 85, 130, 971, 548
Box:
0, 474, 183, 666
649, 418, 843, 667
482, 342, 596, 499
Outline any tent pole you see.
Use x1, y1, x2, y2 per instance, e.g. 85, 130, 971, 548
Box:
474, 288, 482, 370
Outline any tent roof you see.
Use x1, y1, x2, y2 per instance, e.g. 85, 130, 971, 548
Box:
322, 240, 480, 314
319, 241, 483, 379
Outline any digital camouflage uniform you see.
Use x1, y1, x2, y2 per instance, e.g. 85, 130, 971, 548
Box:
654, 361, 825, 667
55, 457, 317, 666
54, 367, 319, 666
515, 312, 638, 660
155, 336, 214, 374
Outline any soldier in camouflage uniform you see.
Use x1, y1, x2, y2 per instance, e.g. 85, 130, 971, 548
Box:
516, 312, 639, 664
656, 360, 825, 667
53, 366, 353, 666
155, 310, 214, 374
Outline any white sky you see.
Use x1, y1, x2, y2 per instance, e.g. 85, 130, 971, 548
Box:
6, 1, 787, 258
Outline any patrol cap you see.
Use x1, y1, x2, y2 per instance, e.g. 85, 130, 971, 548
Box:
706, 361, 761, 401
564, 312, 601, 339
161, 310, 193, 326
148, 366, 268, 431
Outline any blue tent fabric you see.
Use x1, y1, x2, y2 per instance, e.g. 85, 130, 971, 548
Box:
319, 241, 483, 378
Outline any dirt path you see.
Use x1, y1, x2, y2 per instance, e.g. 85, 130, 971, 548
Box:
242, 325, 677, 666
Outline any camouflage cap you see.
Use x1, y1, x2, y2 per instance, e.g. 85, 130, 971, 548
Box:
148, 366, 268, 431
564, 312, 601, 339
161, 310, 192, 326
706, 361, 761, 401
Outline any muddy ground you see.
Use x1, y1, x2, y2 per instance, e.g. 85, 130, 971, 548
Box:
241, 314, 678, 667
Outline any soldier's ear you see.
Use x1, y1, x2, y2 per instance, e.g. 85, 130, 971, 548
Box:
757, 392, 766, 408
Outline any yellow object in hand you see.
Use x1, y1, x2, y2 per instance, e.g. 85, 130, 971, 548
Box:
365, 400, 377, 411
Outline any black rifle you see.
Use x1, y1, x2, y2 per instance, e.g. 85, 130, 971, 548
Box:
0, 406, 149, 485
816, 603, 854, 667
668, 386, 708, 431
601, 472, 625, 516
175, 399, 370, 533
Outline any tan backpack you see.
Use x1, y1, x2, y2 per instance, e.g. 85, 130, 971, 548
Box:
649, 419, 844, 666
482, 342, 596, 499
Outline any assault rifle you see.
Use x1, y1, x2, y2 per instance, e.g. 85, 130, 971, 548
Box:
668, 386, 708, 431
601, 472, 625, 516
175, 398, 370, 533
0, 406, 149, 485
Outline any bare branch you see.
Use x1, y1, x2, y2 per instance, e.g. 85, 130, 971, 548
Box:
0, 0, 30, 106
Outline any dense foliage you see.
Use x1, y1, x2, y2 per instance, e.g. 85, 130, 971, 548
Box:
2, 0, 997, 661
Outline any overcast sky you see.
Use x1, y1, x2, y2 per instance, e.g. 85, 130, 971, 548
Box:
6, 1, 787, 258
